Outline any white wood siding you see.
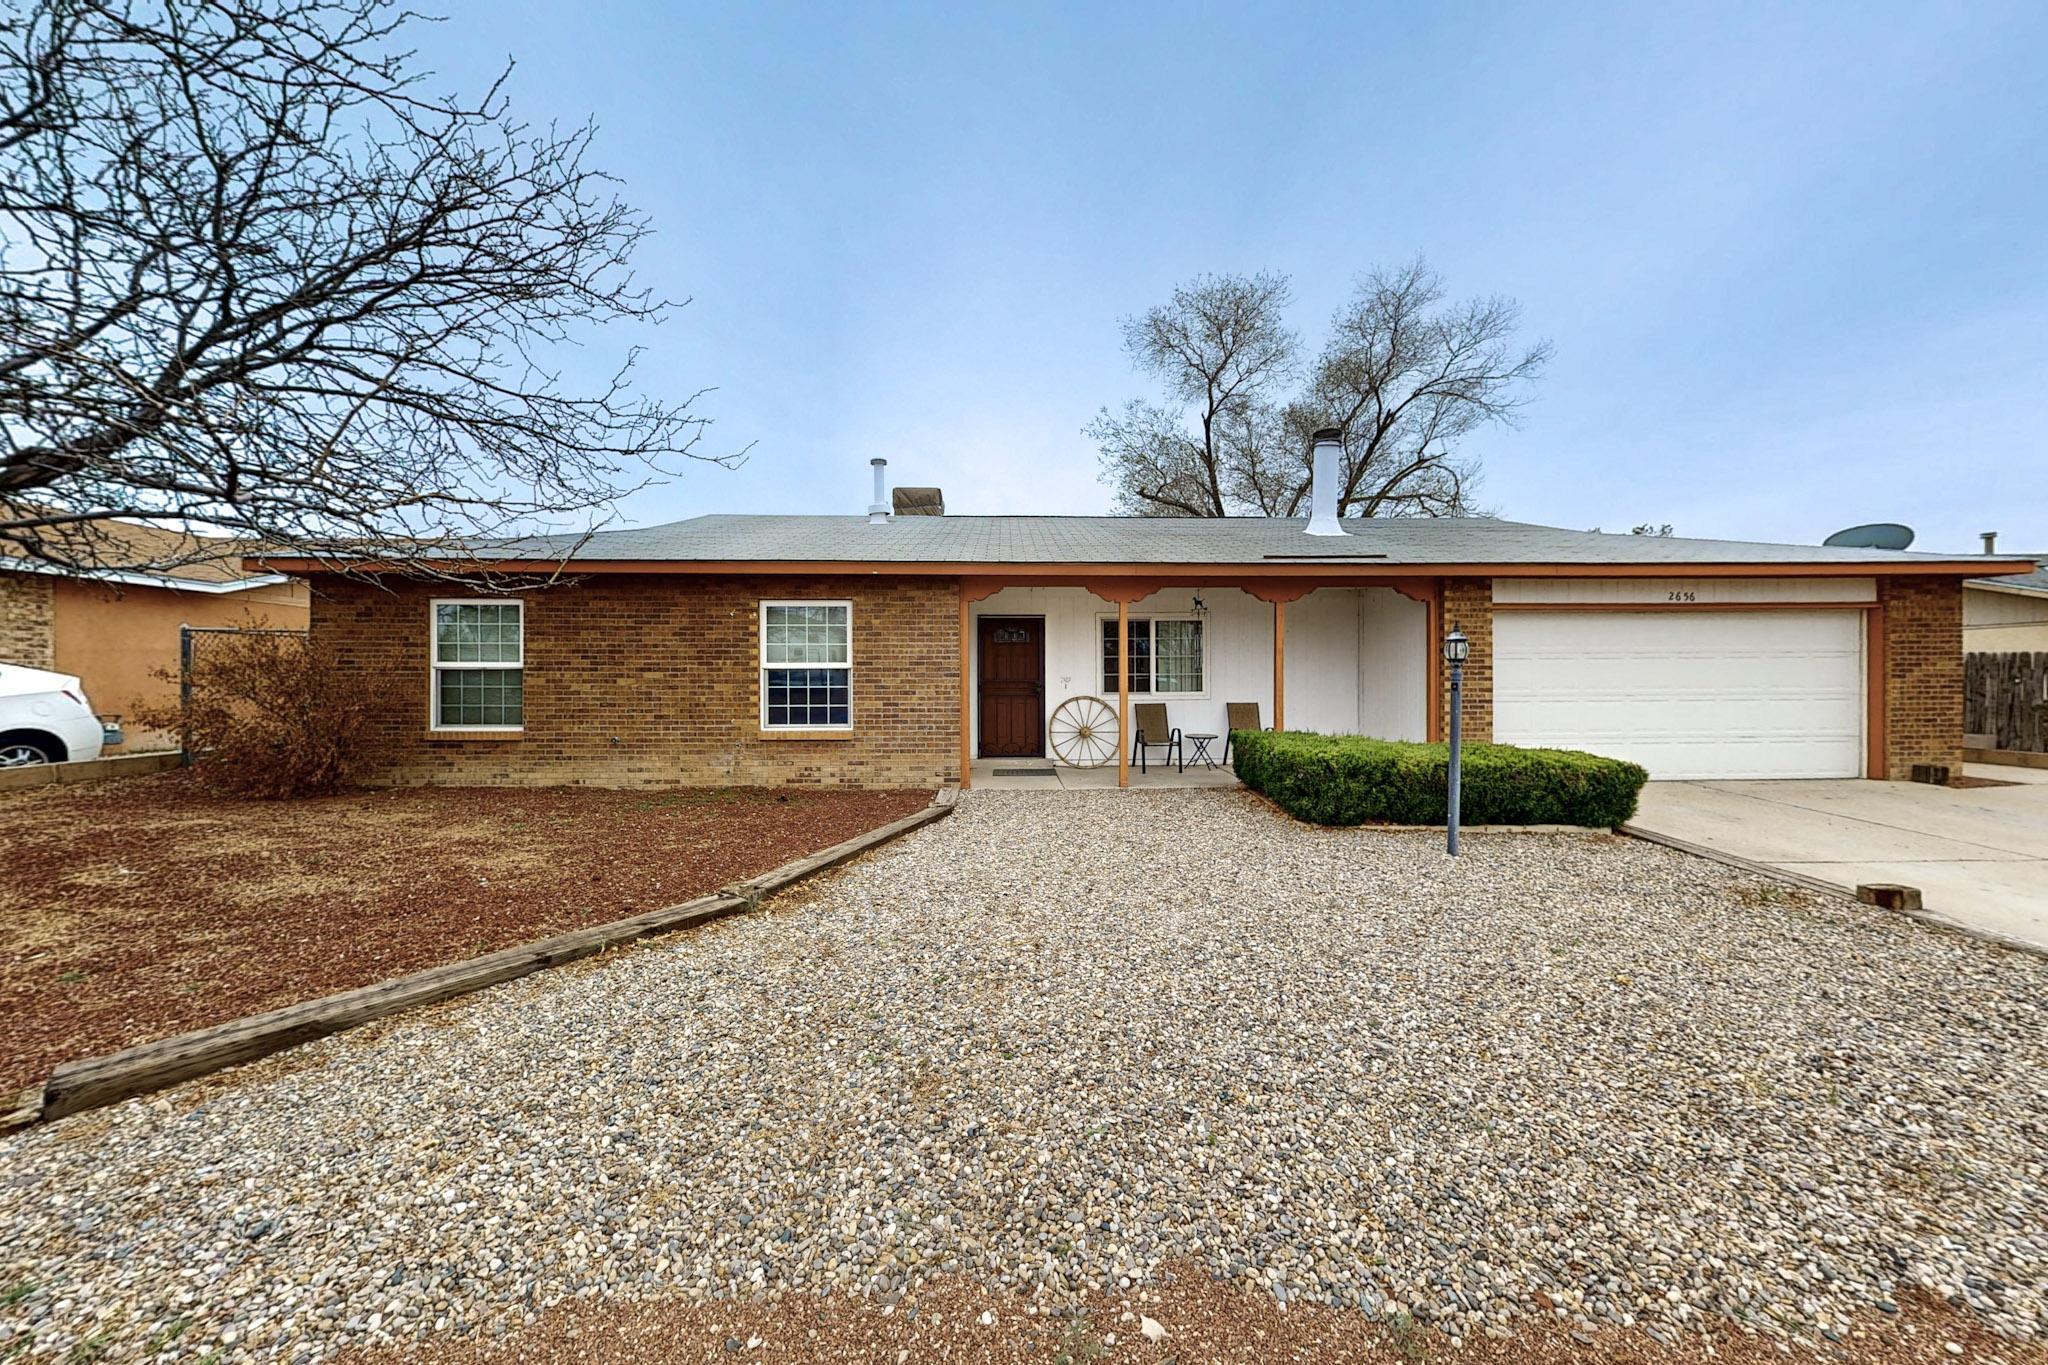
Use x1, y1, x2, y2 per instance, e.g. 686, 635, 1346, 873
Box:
1964, 586, 2048, 650
1357, 586, 1430, 741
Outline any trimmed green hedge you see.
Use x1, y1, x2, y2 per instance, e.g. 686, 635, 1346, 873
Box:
1231, 730, 1647, 828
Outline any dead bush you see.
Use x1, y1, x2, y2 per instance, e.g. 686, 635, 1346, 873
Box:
132, 631, 397, 798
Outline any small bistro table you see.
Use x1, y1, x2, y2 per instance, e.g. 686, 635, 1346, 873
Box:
1184, 733, 1222, 769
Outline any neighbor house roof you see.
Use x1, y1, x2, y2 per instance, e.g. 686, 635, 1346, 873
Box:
364, 514, 2032, 576
1967, 559, 2048, 597
3, 518, 292, 593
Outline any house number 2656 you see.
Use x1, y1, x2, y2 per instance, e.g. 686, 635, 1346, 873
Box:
1667, 590, 1697, 602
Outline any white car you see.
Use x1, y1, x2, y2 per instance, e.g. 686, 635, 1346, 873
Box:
0, 663, 119, 767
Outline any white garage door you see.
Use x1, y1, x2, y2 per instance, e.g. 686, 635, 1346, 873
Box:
1493, 611, 1864, 779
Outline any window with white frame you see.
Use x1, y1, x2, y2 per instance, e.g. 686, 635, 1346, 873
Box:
431, 600, 524, 729
761, 601, 852, 728
1100, 616, 1205, 695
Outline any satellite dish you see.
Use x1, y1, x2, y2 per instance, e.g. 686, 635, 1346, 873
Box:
1823, 522, 1915, 551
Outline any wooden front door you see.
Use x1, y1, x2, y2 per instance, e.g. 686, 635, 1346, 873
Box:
978, 616, 1044, 758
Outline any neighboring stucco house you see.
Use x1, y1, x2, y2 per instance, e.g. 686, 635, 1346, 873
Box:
1964, 560, 2048, 652
1, 523, 308, 751
258, 447, 2031, 791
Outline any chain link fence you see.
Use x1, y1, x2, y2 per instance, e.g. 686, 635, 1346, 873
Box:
177, 624, 307, 764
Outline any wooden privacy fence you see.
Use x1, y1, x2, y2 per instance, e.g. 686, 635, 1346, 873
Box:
1966, 652, 2048, 752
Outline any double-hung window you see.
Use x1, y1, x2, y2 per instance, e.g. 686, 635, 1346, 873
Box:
1100, 616, 1205, 696
431, 600, 524, 730
761, 601, 852, 729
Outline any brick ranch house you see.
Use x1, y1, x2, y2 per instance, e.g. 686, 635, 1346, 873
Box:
258, 447, 2033, 792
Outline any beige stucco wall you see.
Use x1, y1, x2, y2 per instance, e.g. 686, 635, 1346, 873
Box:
50, 576, 309, 751
1963, 586, 2048, 652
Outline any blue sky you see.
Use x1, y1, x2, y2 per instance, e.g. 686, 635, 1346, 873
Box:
420, 1, 2047, 553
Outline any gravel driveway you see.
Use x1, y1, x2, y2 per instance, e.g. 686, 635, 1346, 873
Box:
2, 789, 2044, 1361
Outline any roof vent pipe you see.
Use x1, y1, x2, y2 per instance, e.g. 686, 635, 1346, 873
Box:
1304, 428, 1344, 536
868, 458, 890, 524
1982, 530, 1999, 555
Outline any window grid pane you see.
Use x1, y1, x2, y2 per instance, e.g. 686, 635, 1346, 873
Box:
764, 604, 849, 666
1154, 619, 1204, 693
435, 602, 521, 664
1101, 618, 1153, 694
763, 668, 850, 727
437, 668, 524, 726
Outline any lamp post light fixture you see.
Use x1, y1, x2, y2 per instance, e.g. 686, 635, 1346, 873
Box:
1443, 628, 1470, 856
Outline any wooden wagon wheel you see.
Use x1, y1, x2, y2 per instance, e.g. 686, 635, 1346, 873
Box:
1048, 694, 1120, 768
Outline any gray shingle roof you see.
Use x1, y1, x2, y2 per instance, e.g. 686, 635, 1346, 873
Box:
492, 514, 2025, 570
1968, 559, 2048, 594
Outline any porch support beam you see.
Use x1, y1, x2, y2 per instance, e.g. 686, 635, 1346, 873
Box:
1273, 599, 1286, 732
1080, 578, 1168, 606
1117, 600, 1130, 789
1240, 582, 1316, 733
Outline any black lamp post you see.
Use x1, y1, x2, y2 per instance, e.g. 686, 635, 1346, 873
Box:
1443, 628, 1470, 856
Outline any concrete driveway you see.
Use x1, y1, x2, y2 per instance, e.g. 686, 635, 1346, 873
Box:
1631, 766, 2048, 949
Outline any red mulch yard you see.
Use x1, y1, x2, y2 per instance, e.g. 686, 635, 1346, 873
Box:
0, 773, 930, 1098
362, 1270, 2045, 1365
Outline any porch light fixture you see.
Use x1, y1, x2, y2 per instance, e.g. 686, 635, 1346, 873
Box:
1443, 628, 1469, 856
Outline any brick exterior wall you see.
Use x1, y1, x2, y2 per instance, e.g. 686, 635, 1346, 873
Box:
1438, 576, 1493, 744
311, 574, 959, 789
0, 570, 56, 669
1881, 576, 1963, 779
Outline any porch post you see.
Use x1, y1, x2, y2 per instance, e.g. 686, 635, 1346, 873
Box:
958, 585, 972, 789
1427, 580, 1444, 743
1272, 599, 1287, 732
1117, 600, 1130, 788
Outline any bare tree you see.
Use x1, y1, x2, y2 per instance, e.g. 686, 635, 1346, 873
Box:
1084, 272, 1295, 517
0, 0, 739, 578
1092, 261, 1550, 519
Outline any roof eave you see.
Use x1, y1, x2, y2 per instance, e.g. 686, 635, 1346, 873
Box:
1966, 576, 2048, 599
256, 556, 2035, 579
9, 558, 293, 594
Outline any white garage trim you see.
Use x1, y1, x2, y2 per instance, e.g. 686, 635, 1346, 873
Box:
1495, 576, 1876, 605
1493, 609, 1868, 780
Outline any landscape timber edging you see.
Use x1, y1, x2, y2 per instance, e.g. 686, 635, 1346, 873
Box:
9, 788, 958, 1132
1618, 822, 2047, 961
1964, 746, 2048, 771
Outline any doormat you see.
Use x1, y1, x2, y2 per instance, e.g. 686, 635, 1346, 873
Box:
992, 767, 1058, 777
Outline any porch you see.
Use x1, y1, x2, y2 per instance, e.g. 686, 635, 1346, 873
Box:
958, 578, 1441, 789
966, 757, 1245, 790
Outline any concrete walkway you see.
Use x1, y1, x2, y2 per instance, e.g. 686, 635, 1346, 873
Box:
968, 758, 1241, 790
1632, 776, 2048, 949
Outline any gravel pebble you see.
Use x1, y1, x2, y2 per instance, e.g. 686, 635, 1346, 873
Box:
1, 788, 2043, 1361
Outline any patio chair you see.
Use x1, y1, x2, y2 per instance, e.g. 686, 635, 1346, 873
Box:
1130, 702, 1183, 774
1221, 701, 1266, 765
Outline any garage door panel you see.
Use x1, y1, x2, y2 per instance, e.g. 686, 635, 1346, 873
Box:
1493, 611, 1864, 780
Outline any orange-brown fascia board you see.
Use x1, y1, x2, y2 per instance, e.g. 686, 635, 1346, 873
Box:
246, 555, 2038, 580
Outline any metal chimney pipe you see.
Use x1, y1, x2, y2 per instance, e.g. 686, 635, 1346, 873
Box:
868, 458, 890, 524
1982, 530, 1999, 555
1304, 428, 1344, 536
